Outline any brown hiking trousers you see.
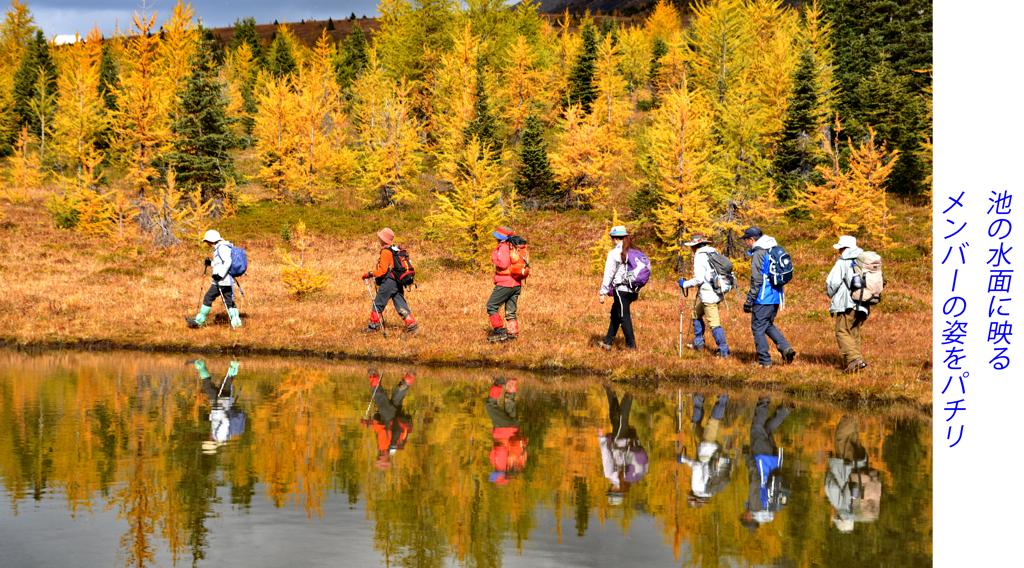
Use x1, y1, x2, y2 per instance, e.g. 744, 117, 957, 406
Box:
834, 309, 866, 364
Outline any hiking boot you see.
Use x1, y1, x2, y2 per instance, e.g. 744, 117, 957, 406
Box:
716, 350, 730, 358
845, 358, 867, 373
187, 305, 212, 328
684, 343, 704, 351
782, 348, 797, 365
186, 317, 201, 328
227, 307, 242, 329
362, 322, 381, 333
488, 328, 508, 342
752, 362, 772, 369
405, 323, 419, 334
597, 341, 612, 351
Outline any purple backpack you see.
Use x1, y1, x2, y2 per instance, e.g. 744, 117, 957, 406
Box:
621, 248, 651, 291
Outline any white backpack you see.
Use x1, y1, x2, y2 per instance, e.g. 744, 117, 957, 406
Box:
851, 251, 883, 305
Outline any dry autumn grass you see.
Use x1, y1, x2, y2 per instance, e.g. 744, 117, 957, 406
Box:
0, 181, 932, 410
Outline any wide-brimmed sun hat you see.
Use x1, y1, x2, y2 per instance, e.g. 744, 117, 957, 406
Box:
684, 234, 711, 247
377, 227, 395, 245
833, 235, 857, 249
202, 230, 222, 243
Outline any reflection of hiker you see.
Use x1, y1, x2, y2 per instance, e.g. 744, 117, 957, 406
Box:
487, 226, 525, 342
361, 228, 418, 334
825, 415, 882, 533
194, 359, 245, 454
599, 386, 649, 504
360, 370, 415, 470
740, 227, 795, 368
187, 230, 242, 329
826, 235, 870, 372
679, 234, 730, 357
678, 394, 732, 507
597, 226, 640, 351
741, 397, 793, 529
486, 377, 528, 486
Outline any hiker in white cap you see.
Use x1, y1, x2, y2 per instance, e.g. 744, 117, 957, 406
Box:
187, 230, 242, 329
826, 235, 869, 372
598, 225, 644, 350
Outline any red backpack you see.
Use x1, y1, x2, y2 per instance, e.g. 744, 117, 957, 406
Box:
388, 246, 416, 286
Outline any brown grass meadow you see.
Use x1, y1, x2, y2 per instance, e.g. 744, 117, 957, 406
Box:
0, 180, 933, 411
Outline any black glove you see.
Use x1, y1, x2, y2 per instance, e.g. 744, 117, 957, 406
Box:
743, 297, 753, 313
212, 273, 222, 283
204, 258, 212, 267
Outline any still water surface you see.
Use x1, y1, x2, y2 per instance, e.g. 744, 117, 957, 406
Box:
0, 352, 931, 567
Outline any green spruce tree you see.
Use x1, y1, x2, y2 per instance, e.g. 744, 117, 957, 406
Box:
161, 43, 241, 200
773, 49, 823, 201
566, 20, 598, 113
463, 56, 499, 156
513, 114, 556, 205
97, 42, 120, 113
335, 22, 368, 91
327, 18, 335, 30
266, 28, 297, 78
11, 30, 56, 140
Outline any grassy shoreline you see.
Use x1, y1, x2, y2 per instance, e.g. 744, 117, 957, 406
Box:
0, 186, 933, 412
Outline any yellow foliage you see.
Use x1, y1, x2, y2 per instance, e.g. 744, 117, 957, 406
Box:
431, 23, 481, 162
847, 126, 898, 248
498, 35, 548, 141
252, 71, 301, 201
52, 27, 109, 190
802, 0, 838, 127
645, 0, 682, 42
110, 8, 172, 195
589, 208, 626, 274
649, 83, 713, 271
550, 104, 619, 210
5, 125, 43, 197
797, 116, 864, 239
428, 137, 508, 270
351, 50, 422, 208
156, 1, 198, 107
280, 220, 330, 297
139, 169, 214, 247
593, 35, 630, 135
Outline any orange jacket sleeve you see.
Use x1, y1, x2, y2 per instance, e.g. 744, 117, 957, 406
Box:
371, 248, 394, 278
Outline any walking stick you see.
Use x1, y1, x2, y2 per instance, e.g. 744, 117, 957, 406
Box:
364, 372, 384, 420
679, 287, 687, 358
364, 279, 388, 338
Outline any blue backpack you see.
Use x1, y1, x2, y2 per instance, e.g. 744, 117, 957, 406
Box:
228, 246, 248, 277
622, 248, 651, 290
765, 246, 793, 287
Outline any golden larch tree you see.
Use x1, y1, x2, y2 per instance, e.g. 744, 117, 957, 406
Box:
252, 70, 300, 201
847, 126, 898, 248
498, 34, 547, 143
52, 26, 108, 191
797, 116, 863, 238
549, 103, 618, 210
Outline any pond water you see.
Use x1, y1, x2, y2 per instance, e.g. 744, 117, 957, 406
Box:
0, 351, 931, 568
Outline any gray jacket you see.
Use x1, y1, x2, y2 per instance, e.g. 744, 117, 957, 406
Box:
825, 247, 868, 315
211, 241, 235, 288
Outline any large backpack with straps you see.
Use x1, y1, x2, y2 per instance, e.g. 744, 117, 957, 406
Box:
621, 248, 651, 291
507, 236, 531, 281
707, 251, 736, 295
388, 246, 416, 286
765, 470, 792, 512
228, 245, 248, 277
765, 246, 793, 287
851, 251, 883, 305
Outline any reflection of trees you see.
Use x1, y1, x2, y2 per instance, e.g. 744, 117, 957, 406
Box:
0, 357, 933, 567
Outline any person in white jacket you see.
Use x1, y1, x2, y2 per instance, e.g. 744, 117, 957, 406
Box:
598, 225, 641, 350
678, 234, 730, 357
825, 235, 870, 372
187, 230, 242, 329
678, 393, 732, 507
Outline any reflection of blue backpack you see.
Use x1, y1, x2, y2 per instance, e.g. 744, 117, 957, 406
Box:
228, 246, 248, 277
622, 249, 651, 290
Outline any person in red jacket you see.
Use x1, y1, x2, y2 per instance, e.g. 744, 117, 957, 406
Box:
361, 227, 418, 334
487, 226, 522, 342
361, 370, 415, 470
486, 377, 527, 485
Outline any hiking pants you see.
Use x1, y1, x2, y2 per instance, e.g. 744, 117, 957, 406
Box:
373, 278, 412, 319
486, 285, 521, 320
486, 394, 519, 428
203, 284, 235, 309
750, 398, 790, 456
372, 381, 409, 448
604, 291, 638, 349
834, 415, 867, 464
834, 309, 866, 364
692, 297, 722, 329
691, 394, 728, 444
605, 386, 636, 440
751, 304, 791, 365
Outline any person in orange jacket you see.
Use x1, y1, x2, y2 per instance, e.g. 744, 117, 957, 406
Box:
361, 370, 415, 470
486, 377, 527, 485
487, 226, 522, 342
361, 227, 418, 334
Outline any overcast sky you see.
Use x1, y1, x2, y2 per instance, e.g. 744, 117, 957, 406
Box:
29, 1, 386, 37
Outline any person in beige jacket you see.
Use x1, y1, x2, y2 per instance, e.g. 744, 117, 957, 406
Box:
825, 235, 870, 372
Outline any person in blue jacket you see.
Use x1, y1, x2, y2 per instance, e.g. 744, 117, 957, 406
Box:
741, 396, 793, 530
740, 226, 796, 368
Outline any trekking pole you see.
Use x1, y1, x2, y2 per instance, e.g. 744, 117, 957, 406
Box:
364, 372, 384, 420
364, 278, 388, 338
678, 287, 686, 358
